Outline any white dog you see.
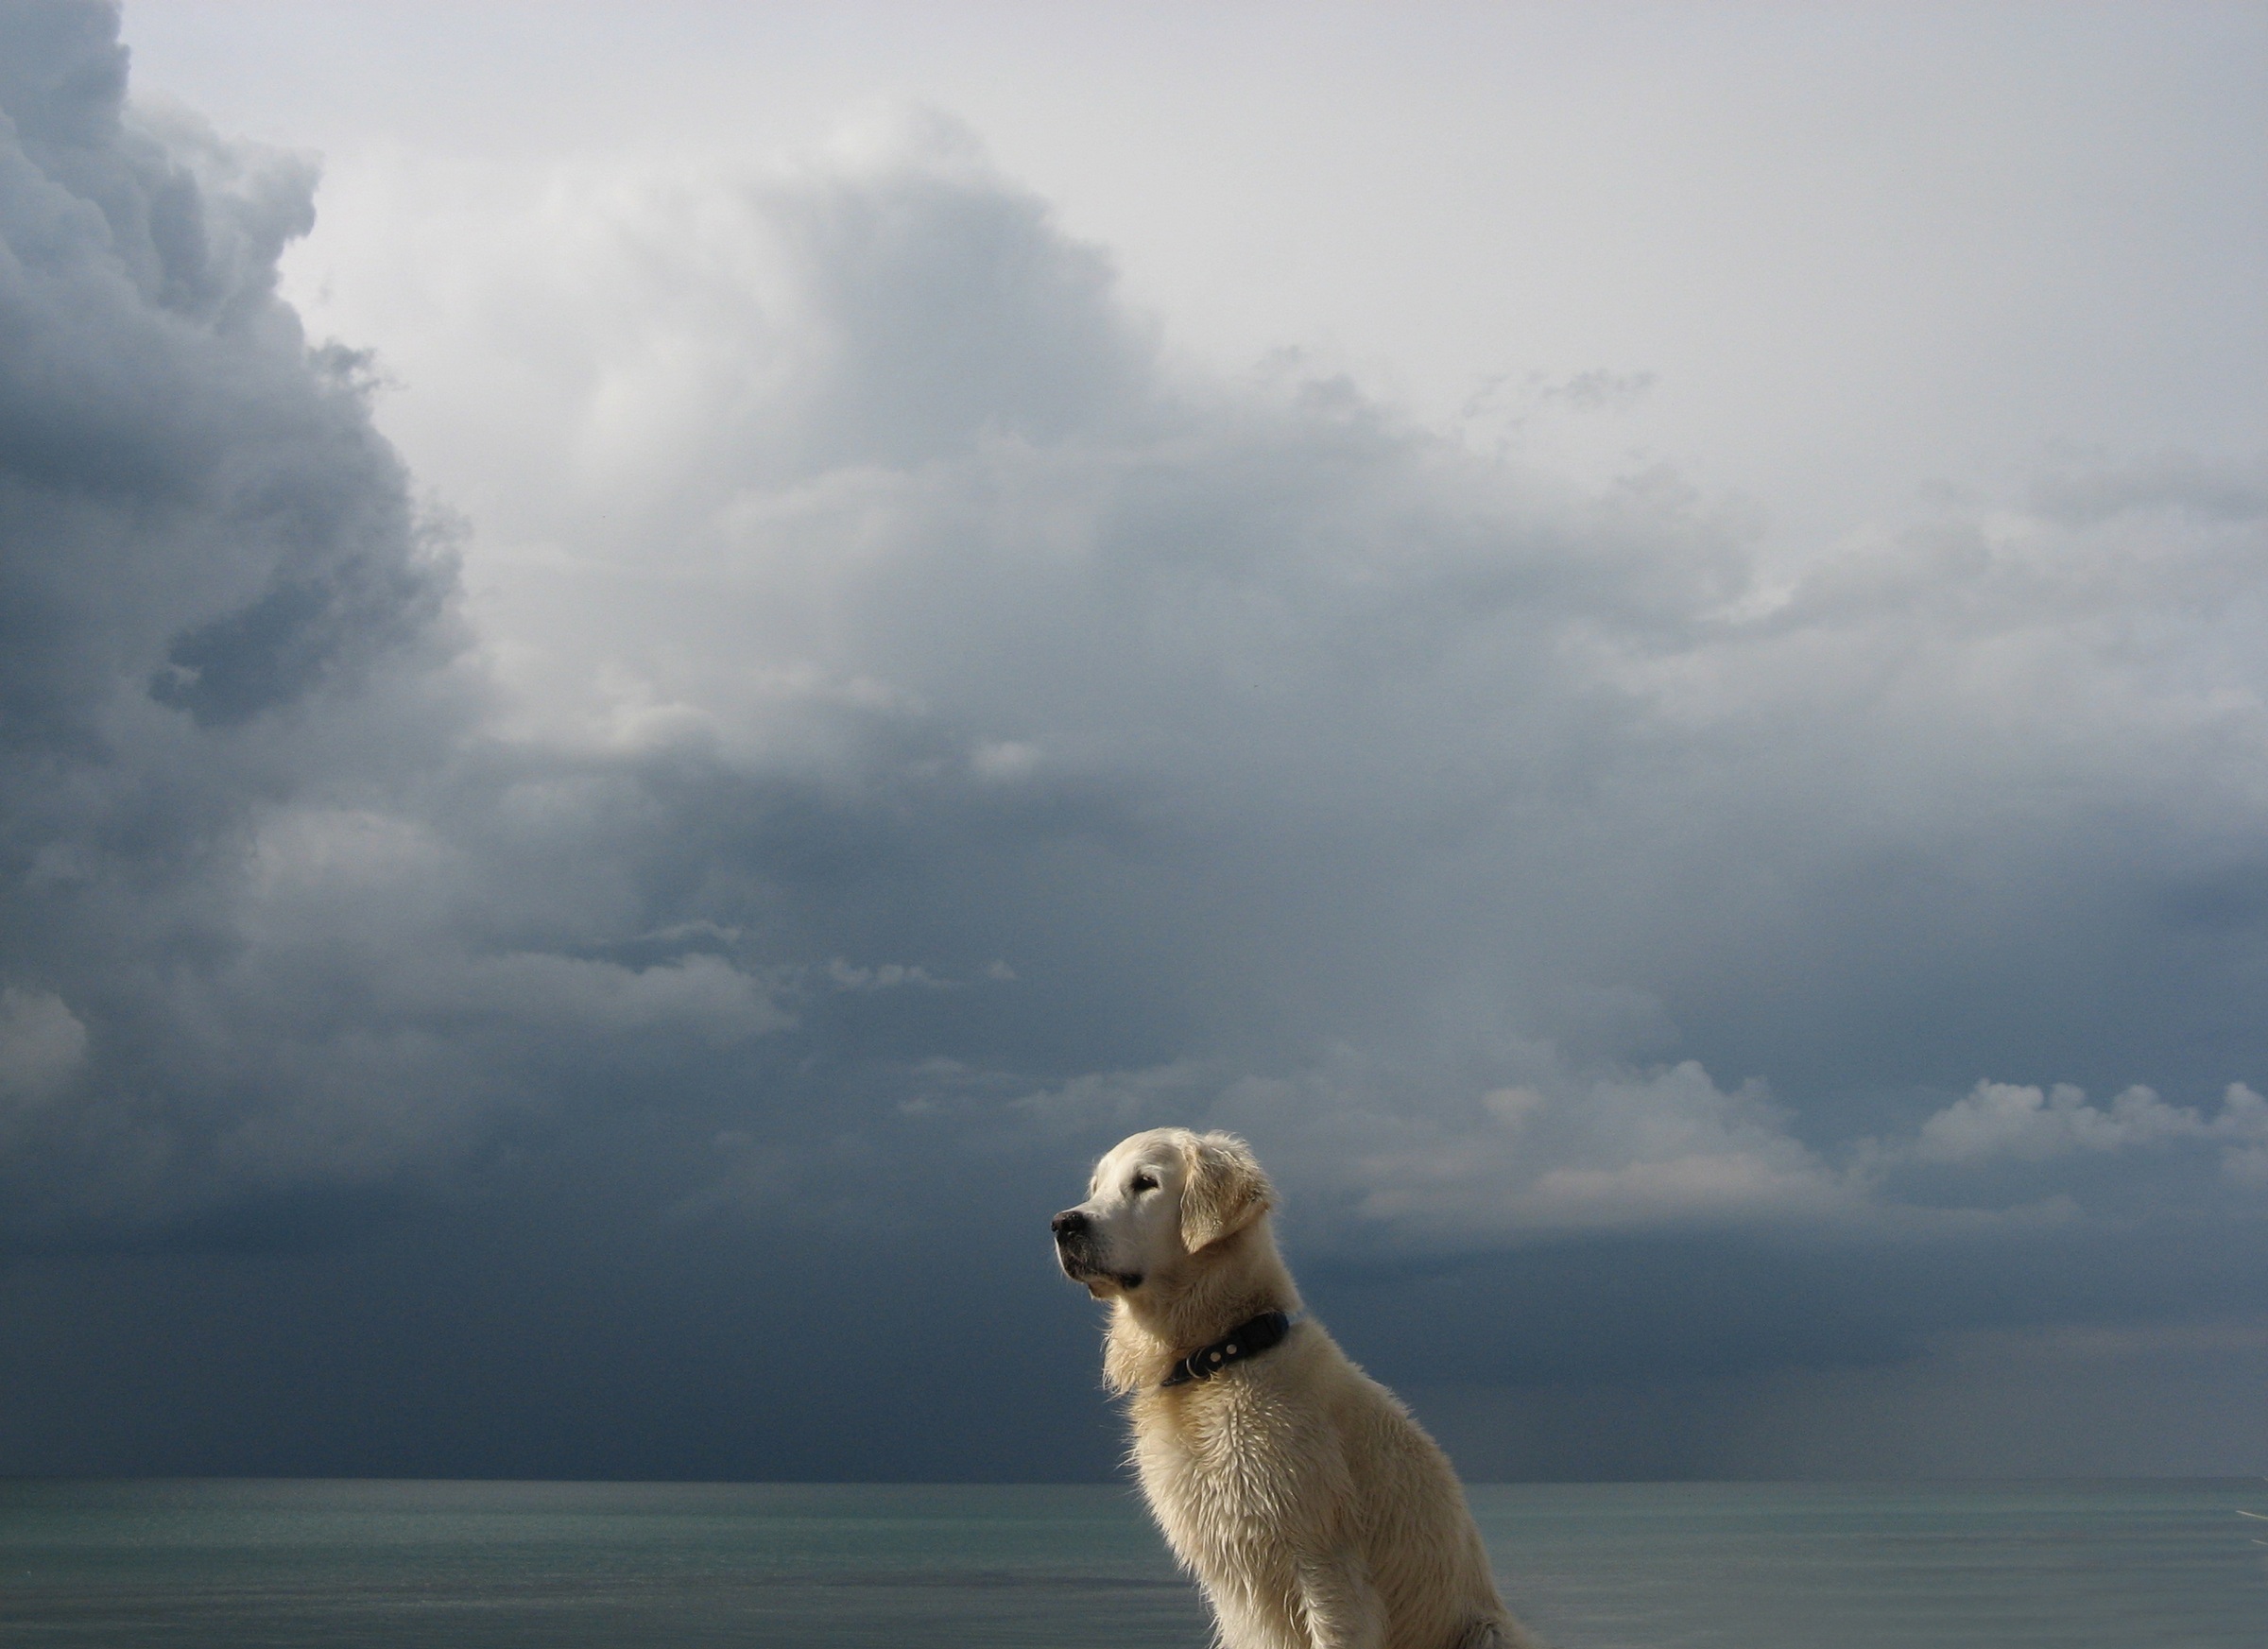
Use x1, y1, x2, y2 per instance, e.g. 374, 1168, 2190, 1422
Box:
1054, 1127, 1540, 1649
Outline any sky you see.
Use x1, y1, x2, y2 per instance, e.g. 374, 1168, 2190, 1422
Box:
0, 0, 2263, 1482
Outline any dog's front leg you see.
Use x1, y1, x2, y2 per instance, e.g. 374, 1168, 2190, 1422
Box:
1295, 1554, 1386, 1649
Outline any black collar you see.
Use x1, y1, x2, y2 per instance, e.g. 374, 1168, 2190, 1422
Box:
1160, 1309, 1298, 1389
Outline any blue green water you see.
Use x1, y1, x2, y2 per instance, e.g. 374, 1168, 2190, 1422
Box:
1, 1479, 2259, 1646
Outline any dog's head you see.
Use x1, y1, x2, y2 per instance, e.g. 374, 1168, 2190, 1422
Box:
1052, 1127, 1273, 1297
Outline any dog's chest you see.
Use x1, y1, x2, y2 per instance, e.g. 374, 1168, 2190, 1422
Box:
1131, 1375, 1321, 1566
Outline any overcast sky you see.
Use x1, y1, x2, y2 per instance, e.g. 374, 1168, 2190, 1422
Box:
1, 0, 2263, 1482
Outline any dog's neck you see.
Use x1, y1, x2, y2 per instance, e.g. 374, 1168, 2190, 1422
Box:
1102, 1216, 1303, 1395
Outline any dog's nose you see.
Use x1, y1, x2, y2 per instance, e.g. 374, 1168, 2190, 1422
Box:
1051, 1209, 1088, 1242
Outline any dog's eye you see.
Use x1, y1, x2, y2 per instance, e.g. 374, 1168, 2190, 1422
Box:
1130, 1173, 1158, 1193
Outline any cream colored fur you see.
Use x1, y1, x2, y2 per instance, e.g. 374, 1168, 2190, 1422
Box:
1054, 1127, 1543, 1649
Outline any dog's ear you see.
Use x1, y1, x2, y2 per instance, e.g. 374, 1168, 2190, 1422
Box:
1178, 1132, 1273, 1253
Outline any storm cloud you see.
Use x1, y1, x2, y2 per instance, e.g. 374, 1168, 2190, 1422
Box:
0, 0, 2260, 1480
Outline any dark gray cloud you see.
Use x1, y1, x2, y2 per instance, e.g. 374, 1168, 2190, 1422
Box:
0, 1, 473, 1232
0, 1, 2260, 1478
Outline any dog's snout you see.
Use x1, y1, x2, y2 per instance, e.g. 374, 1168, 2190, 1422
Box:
1052, 1209, 1089, 1242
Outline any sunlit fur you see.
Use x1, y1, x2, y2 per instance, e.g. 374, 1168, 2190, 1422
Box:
1056, 1127, 1542, 1649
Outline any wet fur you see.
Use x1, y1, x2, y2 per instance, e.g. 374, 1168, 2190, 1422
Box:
1057, 1128, 1542, 1649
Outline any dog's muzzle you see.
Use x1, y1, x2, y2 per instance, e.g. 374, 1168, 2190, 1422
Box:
1053, 1209, 1140, 1289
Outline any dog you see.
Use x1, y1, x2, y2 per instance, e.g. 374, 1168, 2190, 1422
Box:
1053, 1127, 1540, 1649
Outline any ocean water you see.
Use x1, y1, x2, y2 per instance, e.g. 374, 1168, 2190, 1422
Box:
1, 1478, 2259, 1647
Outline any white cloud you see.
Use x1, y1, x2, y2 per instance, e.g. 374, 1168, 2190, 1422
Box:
1361, 1064, 1844, 1236
1912, 1079, 2268, 1173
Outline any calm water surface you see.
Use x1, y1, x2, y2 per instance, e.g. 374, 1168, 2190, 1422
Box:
2, 1478, 2259, 1646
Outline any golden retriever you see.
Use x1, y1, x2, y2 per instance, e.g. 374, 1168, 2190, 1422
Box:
1053, 1126, 1540, 1649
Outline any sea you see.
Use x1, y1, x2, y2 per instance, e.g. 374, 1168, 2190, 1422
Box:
2, 1478, 2259, 1647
